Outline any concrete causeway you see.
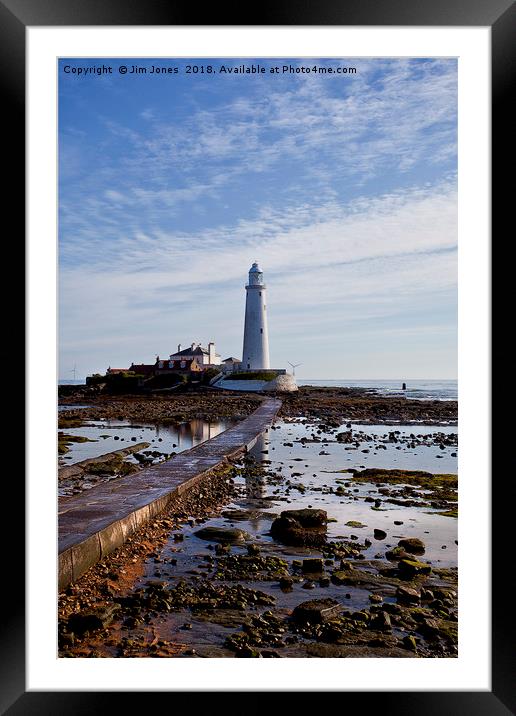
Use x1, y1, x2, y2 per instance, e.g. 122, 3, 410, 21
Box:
58, 397, 282, 591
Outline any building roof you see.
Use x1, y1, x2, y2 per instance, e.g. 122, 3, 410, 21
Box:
171, 346, 209, 357
129, 363, 155, 373
223, 357, 241, 363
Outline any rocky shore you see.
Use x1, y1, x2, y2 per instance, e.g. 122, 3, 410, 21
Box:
280, 386, 457, 425
58, 455, 457, 659
57, 386, 457, 659
59, 390, 263, 425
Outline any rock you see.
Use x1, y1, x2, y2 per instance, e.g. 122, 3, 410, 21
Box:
383, 603, 403, 616
351, 611, 369, 623
319, 576, 330, 588
302, 558, 324, 573
418, 617, 441, 639
215, 543, 231, 555
280, 509, 327, 526
434, 587, 457, 601
194, 527, 250, 544
345, 521, 366, 528
279, 576, 294, 590
398, 537, 426, 555
398, 559, 432, 578
263, 374, 298, 392
374, 529, 387, 540
402, 635, 418, 652
270, 509, 328, 547
370, 611, 392, 631
330, 571, 354, 586
292, 598, 341, 624
385, 546, 411, 561
236, 647, 261, 658
396, 585, 421, 605
336, 431, 353, 443
67, 604, 120, 635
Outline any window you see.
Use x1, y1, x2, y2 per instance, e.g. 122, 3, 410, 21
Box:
260, 328, 263, 334
259, 291, 262, 296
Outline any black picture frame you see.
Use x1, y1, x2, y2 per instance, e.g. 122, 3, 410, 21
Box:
4, 0, 512, 712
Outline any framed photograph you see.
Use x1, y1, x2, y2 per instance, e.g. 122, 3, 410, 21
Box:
5, 0, 511, 711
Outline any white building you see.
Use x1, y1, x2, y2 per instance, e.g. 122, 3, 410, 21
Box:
169, 342, 222, 367
221, 356, 242, 373
242, 262, 270, 370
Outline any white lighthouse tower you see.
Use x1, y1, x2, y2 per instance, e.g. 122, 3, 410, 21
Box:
242, 262, 270, 370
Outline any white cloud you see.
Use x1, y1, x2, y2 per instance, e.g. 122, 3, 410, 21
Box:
60, 179, 457, 375
62, 59, 456, 211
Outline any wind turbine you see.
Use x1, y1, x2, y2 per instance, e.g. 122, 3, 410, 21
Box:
288, 362, 302, 376
68, 363, 79, 382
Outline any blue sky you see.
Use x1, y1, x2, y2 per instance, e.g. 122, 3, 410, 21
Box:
59, 57, 457, 380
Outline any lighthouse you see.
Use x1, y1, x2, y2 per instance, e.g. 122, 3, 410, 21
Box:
242, 262, 270, 370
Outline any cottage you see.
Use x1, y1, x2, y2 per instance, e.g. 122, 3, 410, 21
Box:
154, 356, 203, 374
128, 362, 156, 377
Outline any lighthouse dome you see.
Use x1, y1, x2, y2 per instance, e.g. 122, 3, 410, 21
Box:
248, 262, 264, 287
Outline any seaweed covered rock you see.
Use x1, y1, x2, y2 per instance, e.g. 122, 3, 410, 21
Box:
398, 559, 432, 578
270, 509, 328, 547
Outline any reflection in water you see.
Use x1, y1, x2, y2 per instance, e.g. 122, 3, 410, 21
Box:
60, 417, 236, 465
245, 430, 269, 498
171, 420, 225, 448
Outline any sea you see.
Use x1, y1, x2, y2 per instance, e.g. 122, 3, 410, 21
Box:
58, 378, 457, 401
297, 379, 457, 401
